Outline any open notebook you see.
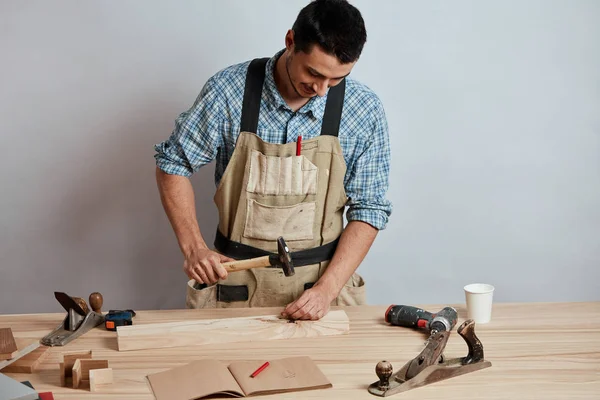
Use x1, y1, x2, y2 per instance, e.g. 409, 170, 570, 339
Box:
147, 356, 332, 400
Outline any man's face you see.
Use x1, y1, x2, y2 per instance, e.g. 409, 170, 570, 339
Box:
285, 31, 356, 98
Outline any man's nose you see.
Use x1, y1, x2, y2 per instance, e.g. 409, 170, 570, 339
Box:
312, 80, 328, 97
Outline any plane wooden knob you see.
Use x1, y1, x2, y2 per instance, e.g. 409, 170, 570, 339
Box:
89, 292, 103, 313
376, 360, 393, 390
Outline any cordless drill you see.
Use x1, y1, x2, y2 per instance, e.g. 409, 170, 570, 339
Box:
385, 305, 458, 334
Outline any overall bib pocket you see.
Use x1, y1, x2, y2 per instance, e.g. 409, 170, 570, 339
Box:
246, 150, 318, 196
243, 199, 315, 241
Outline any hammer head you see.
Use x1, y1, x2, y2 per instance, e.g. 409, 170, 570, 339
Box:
276, 237, 295, 277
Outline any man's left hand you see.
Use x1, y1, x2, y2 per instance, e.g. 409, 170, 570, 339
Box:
281, 285, 335, 320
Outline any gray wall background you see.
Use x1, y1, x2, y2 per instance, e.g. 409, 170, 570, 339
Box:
1, 1, 599, 314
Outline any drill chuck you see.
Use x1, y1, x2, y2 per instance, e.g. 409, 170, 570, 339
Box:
430, 306, 458, 332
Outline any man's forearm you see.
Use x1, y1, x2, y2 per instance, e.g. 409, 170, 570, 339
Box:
314, 220, 379, 298
155, 167, 208, 256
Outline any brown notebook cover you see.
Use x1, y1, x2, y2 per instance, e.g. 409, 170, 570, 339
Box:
147, 356, 332, 400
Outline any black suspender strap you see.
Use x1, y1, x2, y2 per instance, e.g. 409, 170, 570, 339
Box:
214, 229, 339, 267
320, 78, 346, 137
240, 58, 269, 133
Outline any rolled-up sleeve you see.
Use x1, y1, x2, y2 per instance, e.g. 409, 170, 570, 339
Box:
345, 98, 393, 230
154, 77, 224, 177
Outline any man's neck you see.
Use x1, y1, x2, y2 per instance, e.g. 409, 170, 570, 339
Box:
273, 51, 310, 112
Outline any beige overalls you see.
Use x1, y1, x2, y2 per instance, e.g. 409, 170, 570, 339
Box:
186, 58, 365, 308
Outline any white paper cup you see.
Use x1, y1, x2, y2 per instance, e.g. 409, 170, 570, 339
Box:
464, 283, 495, 324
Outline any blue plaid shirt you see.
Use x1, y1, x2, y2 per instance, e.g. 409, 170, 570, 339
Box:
155, 50, 392, 230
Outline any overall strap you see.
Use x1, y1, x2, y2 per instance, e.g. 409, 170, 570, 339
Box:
320, 78, 346, 137
240, 58, 269, 133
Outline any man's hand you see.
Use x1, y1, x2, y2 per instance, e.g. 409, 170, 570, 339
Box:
281, 284, 336, 320
184, 248, 234, 285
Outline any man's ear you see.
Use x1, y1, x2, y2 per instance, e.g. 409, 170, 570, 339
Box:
285, 29, 295, 51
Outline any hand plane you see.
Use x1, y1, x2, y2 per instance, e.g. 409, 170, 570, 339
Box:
41, 292, 105, 346
368, 319, 492, 396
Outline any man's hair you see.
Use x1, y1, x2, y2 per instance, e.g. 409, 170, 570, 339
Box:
292, 0, 367, 64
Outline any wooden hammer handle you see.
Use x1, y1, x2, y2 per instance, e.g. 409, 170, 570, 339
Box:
221, 256, 271, 272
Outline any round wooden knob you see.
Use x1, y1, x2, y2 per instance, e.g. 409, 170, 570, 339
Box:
89, 292, 103, 313
376, 360, 393, 388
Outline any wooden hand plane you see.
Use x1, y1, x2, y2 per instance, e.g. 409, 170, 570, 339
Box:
368, 319, 492, 396
41, 292, 104, 346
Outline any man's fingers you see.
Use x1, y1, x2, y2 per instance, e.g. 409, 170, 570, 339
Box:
216, 264, 228, 280
291, 303, 316, 320
284, 294, 312, 319
219, 254, 235, 263
190, 269, 204, 285
284, 293, 310, 317
195, 266, 210, 285
211, 256, 229, 280
201, 261, 218, 284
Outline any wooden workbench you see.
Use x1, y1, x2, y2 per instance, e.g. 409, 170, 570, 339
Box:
1, 303, 599, 399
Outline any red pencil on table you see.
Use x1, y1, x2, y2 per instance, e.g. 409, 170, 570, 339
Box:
250, 361, 270, 378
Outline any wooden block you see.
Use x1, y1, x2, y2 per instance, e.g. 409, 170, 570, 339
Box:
1, 344, 51, 373
72, 359, 109, 389
89, 368, 113, 392
117, 310, 350, 352
72, 359, 82, 389
59, 362, 65, 387
60, 350, 92, 387
0, 328, 18, 359
0, 339, 41, 370
62, 350, 93, 371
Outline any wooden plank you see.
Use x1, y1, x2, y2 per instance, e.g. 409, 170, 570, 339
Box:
0, 328, 18, 359
117, 310, 350, 351
0, 339, 40, 370
89, 368, 113, 392
1, 344, 50, 373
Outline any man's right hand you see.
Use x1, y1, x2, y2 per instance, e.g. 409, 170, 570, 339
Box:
184, 248, 234, 285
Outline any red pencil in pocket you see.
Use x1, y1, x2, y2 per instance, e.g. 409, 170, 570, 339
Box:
296, 136, 302, 156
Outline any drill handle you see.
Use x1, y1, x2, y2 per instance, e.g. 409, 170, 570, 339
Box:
385, 305, 433, 329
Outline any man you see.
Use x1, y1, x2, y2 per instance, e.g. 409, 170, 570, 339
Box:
154, 0, 392, 320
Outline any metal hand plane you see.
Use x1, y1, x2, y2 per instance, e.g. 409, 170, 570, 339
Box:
41, 292, 104, 346
368, 319, 492, 396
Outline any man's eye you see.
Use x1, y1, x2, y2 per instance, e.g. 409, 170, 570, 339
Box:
309, 71, 319, 77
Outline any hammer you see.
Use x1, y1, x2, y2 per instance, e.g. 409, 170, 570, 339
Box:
220, 236, 295, 277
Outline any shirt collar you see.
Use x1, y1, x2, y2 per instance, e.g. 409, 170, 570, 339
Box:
264, 49, 328, 120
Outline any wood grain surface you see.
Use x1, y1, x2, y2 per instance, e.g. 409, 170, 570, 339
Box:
117, 309, 350, 351
0, 303, 598, 399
